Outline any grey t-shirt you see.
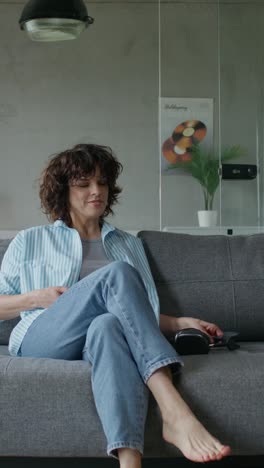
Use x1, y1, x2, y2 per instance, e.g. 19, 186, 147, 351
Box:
79, 239, 111, 280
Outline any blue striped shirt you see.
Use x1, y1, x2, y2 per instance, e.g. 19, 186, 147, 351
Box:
0, 220, 160, 356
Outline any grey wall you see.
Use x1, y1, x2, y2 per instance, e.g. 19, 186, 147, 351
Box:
0, 1, 160, 231
0, 0, 263, 230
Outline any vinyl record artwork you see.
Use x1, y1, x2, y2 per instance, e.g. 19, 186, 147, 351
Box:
160, 98, 214, 174
162, 120, 207, 164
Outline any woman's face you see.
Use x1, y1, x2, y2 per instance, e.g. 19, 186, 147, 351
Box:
68, 166, 109, 223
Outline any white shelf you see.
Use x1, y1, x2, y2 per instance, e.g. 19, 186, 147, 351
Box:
162, 226, 264, 235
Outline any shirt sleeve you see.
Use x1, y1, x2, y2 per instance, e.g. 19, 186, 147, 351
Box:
0, 231, 24, 296
131, 236, 160, 323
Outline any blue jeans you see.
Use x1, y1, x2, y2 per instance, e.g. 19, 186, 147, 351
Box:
20, 261, 183, 458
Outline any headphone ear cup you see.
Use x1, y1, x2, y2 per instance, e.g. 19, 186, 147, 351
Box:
173, 328, 210, 355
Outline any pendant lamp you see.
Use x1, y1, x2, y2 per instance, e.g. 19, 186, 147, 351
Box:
19, 0, 94, 42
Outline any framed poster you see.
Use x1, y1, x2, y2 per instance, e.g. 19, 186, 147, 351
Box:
160, 97, 214, 174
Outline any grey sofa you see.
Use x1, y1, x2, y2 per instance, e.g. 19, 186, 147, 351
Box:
0, 231, 264, 466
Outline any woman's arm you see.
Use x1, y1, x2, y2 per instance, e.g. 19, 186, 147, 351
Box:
0, 233, 24, 316
159, 314, 179, 337
0, 232, 68, 320
0, 231, 33, 320
0, 294, 35, 320
0, 286, 68, 320
160, 313, 224, 340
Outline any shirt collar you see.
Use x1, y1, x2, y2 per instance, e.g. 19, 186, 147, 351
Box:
101, 220, 116, 239
53, 219, 116, 241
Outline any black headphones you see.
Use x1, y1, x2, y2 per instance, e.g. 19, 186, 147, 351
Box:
172, 328, 240, 355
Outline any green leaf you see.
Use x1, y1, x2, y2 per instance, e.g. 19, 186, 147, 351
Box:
165, 143, 247, 209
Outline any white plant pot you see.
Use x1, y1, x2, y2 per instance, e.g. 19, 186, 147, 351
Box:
198, 210, 217, 227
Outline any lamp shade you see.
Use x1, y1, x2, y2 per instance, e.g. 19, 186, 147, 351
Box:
19, 0, 94, 42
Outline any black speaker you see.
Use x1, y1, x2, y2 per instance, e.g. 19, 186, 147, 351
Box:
221, 164, 257, 180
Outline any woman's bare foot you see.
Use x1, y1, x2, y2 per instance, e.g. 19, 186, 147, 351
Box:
162, 405, 231, 463
147, 367, 231, 464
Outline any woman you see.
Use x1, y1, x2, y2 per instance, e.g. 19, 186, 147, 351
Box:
0, 143, 231, 467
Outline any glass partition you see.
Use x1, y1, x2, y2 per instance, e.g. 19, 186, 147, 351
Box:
159, 0, 263, 233
219, 0, 262, 228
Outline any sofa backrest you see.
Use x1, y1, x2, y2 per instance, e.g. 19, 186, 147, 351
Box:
0, 239, 20, 345
1, 232, 264, 344
138, 231, 264, 341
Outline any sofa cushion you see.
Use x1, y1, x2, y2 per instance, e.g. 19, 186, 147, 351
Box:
138, 231, 264, 341
145, 342, 264, 457
0, 239, 20, 345
0, 344, 263, 456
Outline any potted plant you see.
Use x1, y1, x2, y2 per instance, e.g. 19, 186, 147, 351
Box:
166, 143, 247, 227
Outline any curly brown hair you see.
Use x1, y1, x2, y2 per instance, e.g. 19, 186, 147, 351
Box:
39, 143, 123, 226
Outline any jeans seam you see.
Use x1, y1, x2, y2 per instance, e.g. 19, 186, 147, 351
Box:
82, 346, 93, 362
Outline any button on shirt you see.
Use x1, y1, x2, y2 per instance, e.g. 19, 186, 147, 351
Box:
0, 220, 160, 356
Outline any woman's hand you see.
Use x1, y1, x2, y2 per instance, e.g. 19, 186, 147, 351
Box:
27, 286, 68, 309
174, 317, 224, 342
